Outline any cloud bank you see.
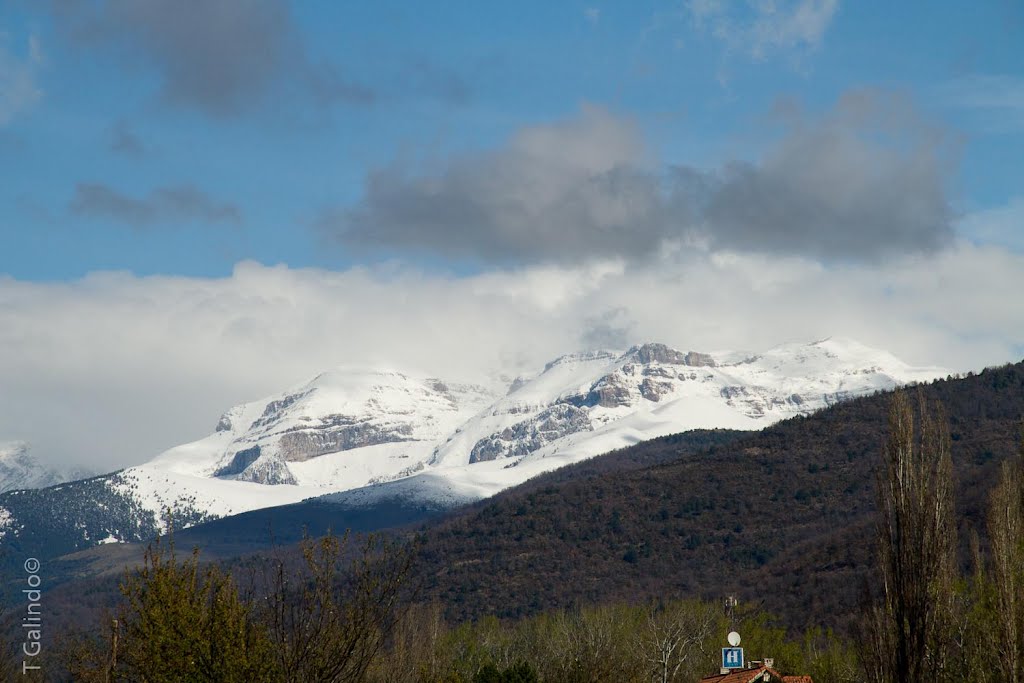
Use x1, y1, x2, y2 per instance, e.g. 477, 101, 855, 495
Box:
1, 241, 1021, 472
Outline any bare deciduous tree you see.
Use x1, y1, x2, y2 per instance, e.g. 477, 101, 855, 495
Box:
636, 599, 719, 683
869, 390, 957, 683
988, 427, 1024, 683
262, 532, 417, 683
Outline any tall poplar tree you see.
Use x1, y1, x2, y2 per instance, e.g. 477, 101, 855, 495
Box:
871, 390, 957, 682
988, 426, 1024, 683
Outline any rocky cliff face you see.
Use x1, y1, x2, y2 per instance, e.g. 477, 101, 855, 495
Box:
276, 418, 416, 462
628, 343, 716, 367
212, 445, 297, 485
469, 404, 592, 463
235, 452, 298, 486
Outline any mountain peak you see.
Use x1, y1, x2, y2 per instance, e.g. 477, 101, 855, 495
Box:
0, 337, 950, 545
625, 343, 716, 368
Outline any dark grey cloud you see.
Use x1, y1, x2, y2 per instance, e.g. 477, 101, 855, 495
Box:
333, 164, 688, 264
327, 94, 954, 265
47, 0, 373, 116
324, 106, 692, 264
70, 183, 241, 228
697, 91, 956, 260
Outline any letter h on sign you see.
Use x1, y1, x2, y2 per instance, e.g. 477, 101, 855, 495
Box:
722, 647, 744, 669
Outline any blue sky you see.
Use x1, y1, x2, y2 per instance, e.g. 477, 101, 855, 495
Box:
2, 1, 1024, 469
2, 1, 1022, 280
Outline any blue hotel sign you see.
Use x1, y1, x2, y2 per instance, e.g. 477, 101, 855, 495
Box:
722, 647, 744, 669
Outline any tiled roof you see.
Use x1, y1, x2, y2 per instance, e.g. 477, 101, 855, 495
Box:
700, 666, 781, 683
700, 666, 815, 683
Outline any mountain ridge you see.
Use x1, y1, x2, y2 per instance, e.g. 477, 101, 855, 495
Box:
0, 337, 945, 565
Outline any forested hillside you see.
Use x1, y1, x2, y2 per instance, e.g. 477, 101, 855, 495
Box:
415, 363, 1024, 629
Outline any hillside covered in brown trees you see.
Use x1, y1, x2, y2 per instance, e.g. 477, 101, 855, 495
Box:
413, 362, 1024, 629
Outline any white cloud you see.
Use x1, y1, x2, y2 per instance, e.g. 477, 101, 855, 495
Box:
1, 239, 1022, 473
686, 0, 840, 61
0, 33, 43, 125
938, 74, 1024, 133
959, 197, 1024, 251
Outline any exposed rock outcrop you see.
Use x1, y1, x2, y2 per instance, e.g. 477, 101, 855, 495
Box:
683, 351, 716, 367
629, 343, 716, 367
215, 413, 233, 432
277, 417, 415, 461
236, 455, 297, 485
586, 373, 635, 408
215, 447, 297, 485
249, 391, 309, 431
469, 404, 593, 463
640, 378, 675, 402
213, 446, 262, 477
631, 343, 688, 365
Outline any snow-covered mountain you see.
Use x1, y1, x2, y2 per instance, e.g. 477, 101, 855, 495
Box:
0, 442, 91, 494
321, 337, 945, 509
100, 368, 500, 523
0, 337, 946, 548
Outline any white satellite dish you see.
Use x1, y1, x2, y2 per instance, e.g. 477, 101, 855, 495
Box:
728, 631, 741, 647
